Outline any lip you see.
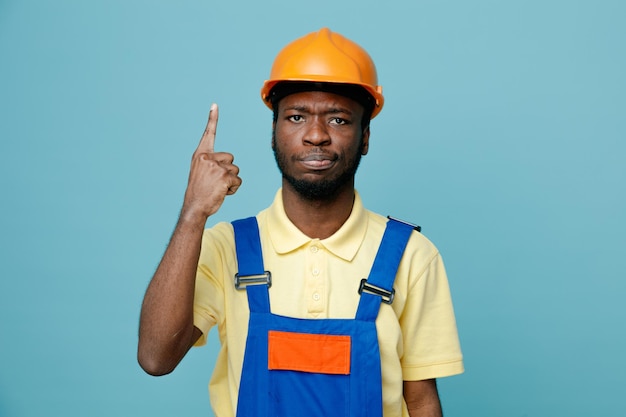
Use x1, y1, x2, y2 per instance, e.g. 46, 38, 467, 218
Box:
299, 154, 336, 170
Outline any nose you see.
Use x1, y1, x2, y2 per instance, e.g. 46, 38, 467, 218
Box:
303, 118, 331, 146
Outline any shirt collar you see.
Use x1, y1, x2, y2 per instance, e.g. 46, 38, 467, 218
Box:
266, 189, 368, 262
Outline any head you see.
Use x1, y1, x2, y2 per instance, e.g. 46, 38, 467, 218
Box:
262, 28, 383, 201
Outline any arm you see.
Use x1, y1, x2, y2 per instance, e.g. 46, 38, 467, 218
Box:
403, 379, 443, 417
137, 104, 242, 376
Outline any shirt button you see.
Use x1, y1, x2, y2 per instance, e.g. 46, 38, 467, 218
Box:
310, 246, 319, 253
312, 293, 320, 301
312, 268, 320, 276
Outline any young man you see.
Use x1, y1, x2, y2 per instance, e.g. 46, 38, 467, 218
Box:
138, 28, 463, 417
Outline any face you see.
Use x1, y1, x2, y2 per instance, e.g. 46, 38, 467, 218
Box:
272, 91, 370, 201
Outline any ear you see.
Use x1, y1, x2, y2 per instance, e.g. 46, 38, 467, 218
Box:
361, 126, 370, 155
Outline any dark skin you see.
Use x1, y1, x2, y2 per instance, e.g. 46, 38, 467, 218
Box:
272, 91, 369, 238
137, 93, 442, 416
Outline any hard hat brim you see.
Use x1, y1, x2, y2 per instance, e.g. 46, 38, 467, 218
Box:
261, 78, 384, 119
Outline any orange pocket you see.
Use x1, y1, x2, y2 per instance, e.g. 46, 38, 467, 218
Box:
268, 331, 351, 375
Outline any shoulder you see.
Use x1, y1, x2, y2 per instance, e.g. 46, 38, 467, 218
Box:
365, 210, 440, 259
202, 221, 235, 243
199, 222, 237, 263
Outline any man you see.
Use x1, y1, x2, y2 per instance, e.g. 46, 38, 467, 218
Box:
138, 28, 463, 417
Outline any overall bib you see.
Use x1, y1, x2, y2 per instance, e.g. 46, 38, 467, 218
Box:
232, 217, 416, 417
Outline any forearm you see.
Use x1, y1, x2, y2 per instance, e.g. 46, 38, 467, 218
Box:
407, 403, 442, 417
404, 379, 443, 417
138, 212, 206, 375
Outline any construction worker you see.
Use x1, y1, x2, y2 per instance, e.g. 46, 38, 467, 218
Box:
138, 28, 464, 417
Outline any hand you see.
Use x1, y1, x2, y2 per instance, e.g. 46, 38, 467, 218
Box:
181, 104, 242, 221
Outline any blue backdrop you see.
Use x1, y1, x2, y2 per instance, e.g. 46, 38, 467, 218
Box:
1, 1, 624, 416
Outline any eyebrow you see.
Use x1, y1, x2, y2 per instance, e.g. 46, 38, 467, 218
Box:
283, 105, 354, 116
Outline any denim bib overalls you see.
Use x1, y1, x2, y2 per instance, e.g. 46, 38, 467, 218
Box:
232, 217, 417, 417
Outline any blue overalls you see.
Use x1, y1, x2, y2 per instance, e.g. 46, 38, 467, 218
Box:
232, 217, 417, 417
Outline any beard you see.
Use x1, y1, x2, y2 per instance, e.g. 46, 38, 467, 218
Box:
272, 131, 364, 201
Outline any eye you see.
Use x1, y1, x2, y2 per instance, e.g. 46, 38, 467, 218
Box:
330, 117, 349, 125
287, 115, 304, 123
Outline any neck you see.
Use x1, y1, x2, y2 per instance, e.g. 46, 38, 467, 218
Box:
281, 180, 355, 240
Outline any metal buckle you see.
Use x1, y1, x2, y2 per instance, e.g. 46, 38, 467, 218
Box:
234, 271, 272, 290
358, 278, 395, 304
387, 216, 421, 232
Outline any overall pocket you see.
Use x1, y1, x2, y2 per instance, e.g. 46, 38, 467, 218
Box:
268, 331, 351, 417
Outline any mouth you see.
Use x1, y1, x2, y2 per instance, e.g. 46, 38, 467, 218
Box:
298, 153, 337, 170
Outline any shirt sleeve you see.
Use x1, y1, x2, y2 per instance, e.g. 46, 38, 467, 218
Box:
399, 250, 464, 381
192, 224, 232, 347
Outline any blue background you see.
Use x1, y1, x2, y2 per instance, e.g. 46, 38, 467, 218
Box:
1, 0, 624, 416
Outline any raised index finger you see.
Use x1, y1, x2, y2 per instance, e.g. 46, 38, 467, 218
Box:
197, 103, 219, 153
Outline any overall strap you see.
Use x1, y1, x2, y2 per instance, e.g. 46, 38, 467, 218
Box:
232, 217, 270, 313
356, 218, 416, 322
